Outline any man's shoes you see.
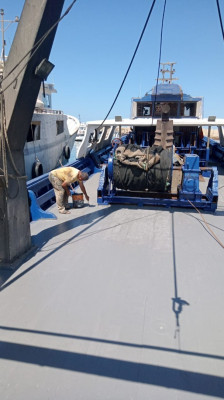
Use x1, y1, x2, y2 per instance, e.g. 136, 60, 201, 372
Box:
59, 210, 71, 214
65, 204, 72, 210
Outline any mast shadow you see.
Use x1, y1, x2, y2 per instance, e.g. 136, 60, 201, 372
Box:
0, 340, 223, 397
171, 211, 190, 346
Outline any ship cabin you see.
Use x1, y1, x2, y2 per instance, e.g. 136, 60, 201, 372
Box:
131, 83, 203, 120
130, 82, 204, 153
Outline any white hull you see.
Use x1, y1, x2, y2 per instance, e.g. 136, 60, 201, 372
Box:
24, 111, 80, 180
75, 122, 86, 142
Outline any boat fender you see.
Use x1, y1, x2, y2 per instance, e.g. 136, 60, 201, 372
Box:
63, 145, 70, 160
32, 161, 43, 179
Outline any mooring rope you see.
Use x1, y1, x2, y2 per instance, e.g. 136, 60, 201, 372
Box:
188, 199, 224, 249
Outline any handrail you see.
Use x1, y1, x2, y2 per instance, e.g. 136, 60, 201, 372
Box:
34, 107, 63, 115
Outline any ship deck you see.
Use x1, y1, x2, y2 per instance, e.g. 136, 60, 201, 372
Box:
0, 170, 224, 399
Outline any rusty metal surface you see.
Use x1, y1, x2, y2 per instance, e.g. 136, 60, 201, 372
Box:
154, 120, 174, 149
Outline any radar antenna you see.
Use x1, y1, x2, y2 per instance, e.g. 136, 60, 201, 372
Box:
158, 62, 178, 84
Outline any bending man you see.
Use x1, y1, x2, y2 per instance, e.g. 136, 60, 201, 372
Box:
49, 166, 89, 214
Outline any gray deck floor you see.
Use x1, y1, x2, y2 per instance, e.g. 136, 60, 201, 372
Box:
0, 172, 224, 399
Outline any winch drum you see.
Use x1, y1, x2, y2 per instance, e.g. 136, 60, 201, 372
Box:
113, 147, 173, 192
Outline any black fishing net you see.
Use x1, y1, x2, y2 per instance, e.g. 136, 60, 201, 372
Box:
113, 144, 173, 192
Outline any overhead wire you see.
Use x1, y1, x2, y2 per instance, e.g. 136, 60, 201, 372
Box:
139, 0, 167, 161
92, 0, 223, 252
154, 0, 223, 251
216, 0, 224, 41
151, 0, 167, 124
96, 0, 157, 130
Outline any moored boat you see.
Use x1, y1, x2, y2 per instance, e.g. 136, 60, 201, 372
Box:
0, 10, 80, 182
75, 122, 86, 142
24, 82, 80, 180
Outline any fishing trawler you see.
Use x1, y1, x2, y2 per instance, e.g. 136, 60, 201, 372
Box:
24, 82, 80, 180
24, 62, 224, 400
0, 1, 224, 399
72, 63, 222, 211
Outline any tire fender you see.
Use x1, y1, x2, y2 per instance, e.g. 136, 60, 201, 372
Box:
63, 145, 70, 160
32, 161, 43, 179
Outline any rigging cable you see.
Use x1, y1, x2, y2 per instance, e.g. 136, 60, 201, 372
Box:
0, 0, 78, 94
96, 0, 157, 130
0, 94, 26, 179
0, 93, 8, 186
151, 0, 167, 123
0, 0, 77, 185
216, 0, 224, 41
188, 200, 224, 249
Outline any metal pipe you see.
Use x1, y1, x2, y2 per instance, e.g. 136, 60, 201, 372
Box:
207, 125, 211, 148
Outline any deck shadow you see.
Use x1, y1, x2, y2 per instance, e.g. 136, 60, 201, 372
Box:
0, 325, 223, 362
0, 205, 160, 291
0, 340, 223, 397
0, 206, 114, 291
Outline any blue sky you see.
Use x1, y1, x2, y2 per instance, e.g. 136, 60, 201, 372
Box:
2, 0, 224, 122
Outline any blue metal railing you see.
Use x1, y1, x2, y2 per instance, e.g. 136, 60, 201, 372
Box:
26, 142, 112, 218
27, 157, 94, 211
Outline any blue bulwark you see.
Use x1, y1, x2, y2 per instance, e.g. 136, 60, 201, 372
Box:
28, 190, 57, 221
